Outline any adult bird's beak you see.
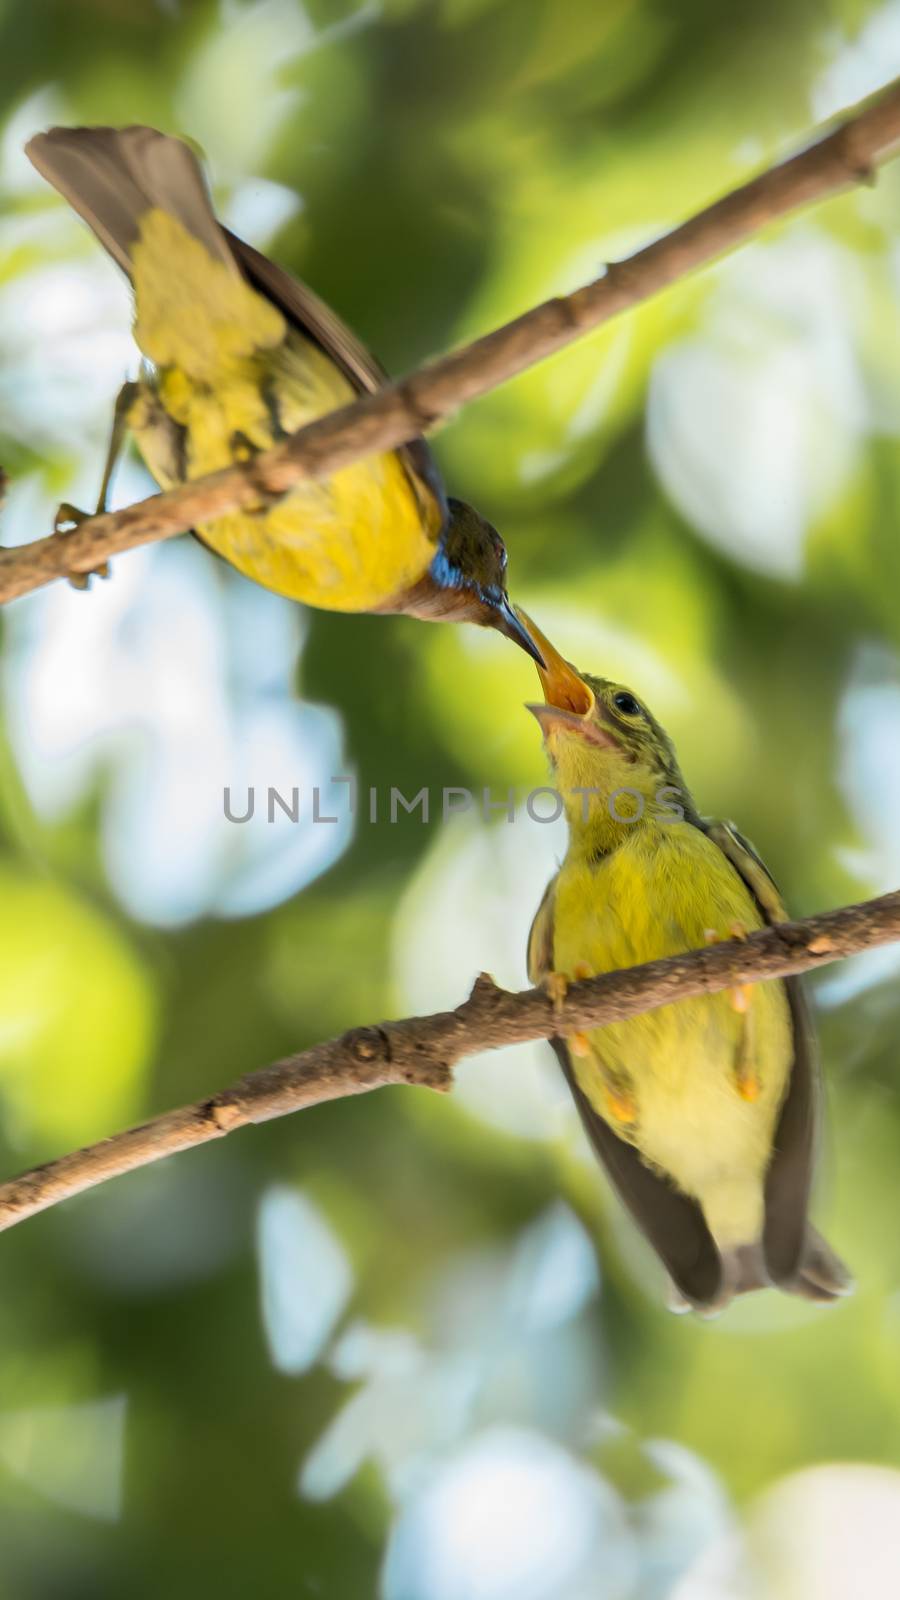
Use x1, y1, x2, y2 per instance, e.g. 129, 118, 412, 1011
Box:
493, 597, 547, 666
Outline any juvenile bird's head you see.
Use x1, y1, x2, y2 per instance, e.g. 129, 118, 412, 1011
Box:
518, 610, 693, 834
402, 499, 544, 664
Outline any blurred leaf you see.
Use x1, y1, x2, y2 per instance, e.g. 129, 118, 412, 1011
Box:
0, 867, 154, 1149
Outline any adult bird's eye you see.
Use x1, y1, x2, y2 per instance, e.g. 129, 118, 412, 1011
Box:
613, 691, 642, 717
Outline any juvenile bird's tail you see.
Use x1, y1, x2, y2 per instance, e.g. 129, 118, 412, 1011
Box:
25, 125, 235, 277
728, 1224, 853, 1304
670, 1225, 853, 1313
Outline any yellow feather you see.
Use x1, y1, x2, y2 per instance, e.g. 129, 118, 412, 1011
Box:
127, 213, 437, 611
132, 210, 285, 375
550, 819, 793, 1248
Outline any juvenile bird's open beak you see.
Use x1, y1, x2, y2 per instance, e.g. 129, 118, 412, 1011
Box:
516, 608, 594, 713
515, 608, 617, 746
493, 597, 547, 666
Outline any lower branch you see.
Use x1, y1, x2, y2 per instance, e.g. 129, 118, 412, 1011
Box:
0, 888, 897, 1233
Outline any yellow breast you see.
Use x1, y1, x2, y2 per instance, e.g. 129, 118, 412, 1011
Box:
552, 822, 793, 1247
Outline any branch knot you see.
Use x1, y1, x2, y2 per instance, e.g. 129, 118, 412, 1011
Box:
341, 1025, 390, 1064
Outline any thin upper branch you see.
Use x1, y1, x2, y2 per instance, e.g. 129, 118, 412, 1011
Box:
2, 80, 900, 603
1, 887, 897, 1234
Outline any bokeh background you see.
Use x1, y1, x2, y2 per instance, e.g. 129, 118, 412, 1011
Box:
1, 0, 900, 1594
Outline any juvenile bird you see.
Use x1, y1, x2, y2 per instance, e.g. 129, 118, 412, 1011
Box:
25, 125, 540, 660
520, 612, 851, 1311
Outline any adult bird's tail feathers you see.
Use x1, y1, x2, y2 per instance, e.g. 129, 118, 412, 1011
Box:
25, 125, 234, 278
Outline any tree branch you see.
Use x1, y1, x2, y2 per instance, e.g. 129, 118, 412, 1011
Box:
1, 888, 897, 1233
2, 81, 900, 603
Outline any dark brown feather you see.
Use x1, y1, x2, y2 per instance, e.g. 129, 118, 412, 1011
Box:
702, 820, 849, 1296
26, 125, 233, 275
554, 1041, 723, 1306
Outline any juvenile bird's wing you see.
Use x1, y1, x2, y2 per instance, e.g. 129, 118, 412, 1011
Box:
526, 874, 557, 986
224, 230, 447, 537
703, 820, 849, 1299
527, 873, 723, 1308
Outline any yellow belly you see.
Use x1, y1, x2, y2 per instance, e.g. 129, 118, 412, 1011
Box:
126, 208, 438, 612
553, 823, 793, 1247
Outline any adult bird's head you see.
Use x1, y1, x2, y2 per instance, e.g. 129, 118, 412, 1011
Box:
518, 609, 688, 822
400, 499, 544, 664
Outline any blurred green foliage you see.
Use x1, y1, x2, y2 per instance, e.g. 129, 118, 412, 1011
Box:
1, 0, 900, 1595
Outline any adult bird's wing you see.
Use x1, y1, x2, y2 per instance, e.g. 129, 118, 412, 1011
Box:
527, 875, 723, 1308
224, 231, 446, 538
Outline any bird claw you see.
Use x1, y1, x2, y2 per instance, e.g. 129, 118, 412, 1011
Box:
704, 923, 760, 1096
543, 960, 593, 1018
704, 923, 754, 1015
53, 503, 110, 590
542, 972, 569, 1015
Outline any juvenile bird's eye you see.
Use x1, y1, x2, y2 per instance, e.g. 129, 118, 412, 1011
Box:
613, 691, 642, 717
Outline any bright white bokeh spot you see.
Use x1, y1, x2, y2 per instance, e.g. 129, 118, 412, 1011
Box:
820, 646, 900, 1004
675, 1463, 900, 1600
816, 941, 900, 1008
382, 1426, 636, 1600
257, 1186, 353, 1376
835, 647, 900, 890
0, 1395, 127, 1522
3, 534, 352, 924
647, 233, 865, 578
329, 1321, 424, 1384
0, 88, 71, 192
177, 0, 314, 176
393, 814, 569, 1139
638, 1438, 734, 1595
504, 1203, 600, 1331
300, 1322, 438, 1503
222, 177, 302, 244
0, 257, 133, 449
812, 3, 900, 120
301, 1207, 602, 1508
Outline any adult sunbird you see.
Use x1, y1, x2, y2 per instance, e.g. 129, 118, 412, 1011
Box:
520, 613, 851, 1311
25, 125, 540, 660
